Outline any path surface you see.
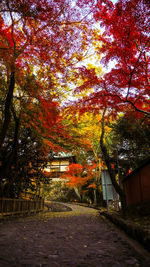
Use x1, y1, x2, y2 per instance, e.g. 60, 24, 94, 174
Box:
0, 203, 150, 266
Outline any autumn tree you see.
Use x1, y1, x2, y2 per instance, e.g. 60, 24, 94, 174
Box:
97, 0, 150, 115
73, 0, 149, 116
0, 0, 96, 196
96, 0, 149, 210
0, 0, 92, 148
61, 162, 98, 204
0, 69, 63, 196
62, 109, 111, 204
67, 0, 149, 211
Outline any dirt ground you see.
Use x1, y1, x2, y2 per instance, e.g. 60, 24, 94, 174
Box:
0, 203, 150, 267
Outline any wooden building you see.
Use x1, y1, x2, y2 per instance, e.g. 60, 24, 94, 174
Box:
44, 154, 76, 181
123, 158, 150, 207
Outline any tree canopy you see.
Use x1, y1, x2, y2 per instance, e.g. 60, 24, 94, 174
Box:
73, 0, 150, 116
0, 0, 149, 206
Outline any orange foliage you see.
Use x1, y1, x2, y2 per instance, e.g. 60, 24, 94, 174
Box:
61, 162, 96, 190
87, 183, 96, 189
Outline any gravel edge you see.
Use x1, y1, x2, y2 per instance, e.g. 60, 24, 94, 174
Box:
100, 211, 150, 253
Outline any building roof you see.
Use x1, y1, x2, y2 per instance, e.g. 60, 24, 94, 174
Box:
53, 152, 73, 158
48, 152, 76, 162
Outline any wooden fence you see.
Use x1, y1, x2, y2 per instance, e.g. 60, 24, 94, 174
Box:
0, 198, 44, 217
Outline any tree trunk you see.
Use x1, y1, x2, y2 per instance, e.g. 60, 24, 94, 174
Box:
0, 68, 15, 150
11, 106, 21, 165
100, 108, 127, 212
93, 188, 97, 205
74, 187, 81, 201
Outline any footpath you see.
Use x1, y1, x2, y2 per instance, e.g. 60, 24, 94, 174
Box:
100, 210, 150, 253
0, 203, 150, 266
73, 202, 150, 253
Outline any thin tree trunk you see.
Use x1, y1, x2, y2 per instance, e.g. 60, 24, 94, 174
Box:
100, 108, 127, 212
74, 187, 81, 201
93, 188, 97, 205
11, 106, 21, 165
0, 68, 15, 150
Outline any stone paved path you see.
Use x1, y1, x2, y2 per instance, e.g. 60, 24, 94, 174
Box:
0, 204, 150, 266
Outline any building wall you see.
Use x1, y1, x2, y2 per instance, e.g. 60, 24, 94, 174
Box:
44, 157, 75, 180
44, 160, 69, 173
123, 162, 150, 206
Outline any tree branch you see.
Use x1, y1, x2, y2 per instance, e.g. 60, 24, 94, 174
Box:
83, 92, 150, 117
